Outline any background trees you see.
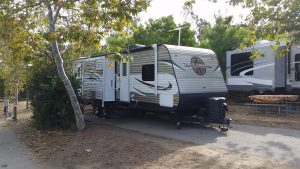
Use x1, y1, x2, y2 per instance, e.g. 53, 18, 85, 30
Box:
131, 16, 196, 46
104, 15, 197, 57
228, 0, 300, 42
185, 0, 300, 50
183, 1, 249, 76
0, 14, 34, 101
198, 16, 248, 76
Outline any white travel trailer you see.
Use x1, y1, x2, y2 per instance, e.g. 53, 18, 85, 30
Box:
73, 44, 230, 129
226, 41, 300, 93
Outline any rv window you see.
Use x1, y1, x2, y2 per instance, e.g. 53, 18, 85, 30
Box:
142, 64, 154, 81
231, 52, 254, 76
122, 63, 127, 76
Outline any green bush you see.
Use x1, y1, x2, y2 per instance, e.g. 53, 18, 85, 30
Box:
29, 62, 80, 130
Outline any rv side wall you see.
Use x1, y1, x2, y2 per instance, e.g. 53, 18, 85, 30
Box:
167, 45, 227, 94
226, 45, 279, 92
79, 57, 105, 101
129, 48, 158, 104
274, 46, 287, 90
128, 45, 180, 108
290, 45, 300, 90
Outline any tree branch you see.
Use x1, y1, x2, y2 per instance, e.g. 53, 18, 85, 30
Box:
0, 1, 43, 17
42, 0, 56, 31
53, 5, 63, 24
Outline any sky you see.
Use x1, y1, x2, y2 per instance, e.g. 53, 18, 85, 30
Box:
139, 0, 250, 26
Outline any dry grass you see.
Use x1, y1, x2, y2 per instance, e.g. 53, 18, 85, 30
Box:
228, 104, 300, 130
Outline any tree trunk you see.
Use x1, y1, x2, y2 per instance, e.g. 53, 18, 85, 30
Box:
44, 1, 85, 130
51, 41, 85, 130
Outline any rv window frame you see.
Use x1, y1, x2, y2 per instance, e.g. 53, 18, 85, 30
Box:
142, 64, 155, 81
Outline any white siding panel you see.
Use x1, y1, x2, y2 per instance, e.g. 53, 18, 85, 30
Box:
166, 45, 227, 94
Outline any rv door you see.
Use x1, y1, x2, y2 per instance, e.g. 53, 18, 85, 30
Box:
120, 62, 130, 102
103, 58, 115, 101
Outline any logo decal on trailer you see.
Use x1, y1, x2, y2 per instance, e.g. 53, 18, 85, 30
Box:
184, 56, 212, 76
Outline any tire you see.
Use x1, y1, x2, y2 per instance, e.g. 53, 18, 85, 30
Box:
93, 106, 98, 115
176, 121, 182, 129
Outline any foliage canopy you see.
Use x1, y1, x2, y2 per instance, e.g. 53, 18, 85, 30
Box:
131, 16, 196, 46
199, 16, 248, 76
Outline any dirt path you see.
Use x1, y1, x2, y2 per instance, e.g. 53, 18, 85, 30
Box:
0, 125, 37, 169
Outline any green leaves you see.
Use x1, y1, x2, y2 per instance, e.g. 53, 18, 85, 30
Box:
0, 13, 36, 97
29, 61, 78, 130
228, 0, 300, 43
131, 16, 196, 46
0, 0, 151, 98
198, 16, 249, 77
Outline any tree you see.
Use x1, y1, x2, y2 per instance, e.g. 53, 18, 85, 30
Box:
183, 1, 248, 76
186, 0, 300, 45
132, 16, 196, 46
0, 15, 33, 100
198, 16, 248, 76
228, 0, 300, 42
105, 35, 130, 53
0, 0, 150, 130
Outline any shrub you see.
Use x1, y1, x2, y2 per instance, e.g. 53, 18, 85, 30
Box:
29, 61, 80, 130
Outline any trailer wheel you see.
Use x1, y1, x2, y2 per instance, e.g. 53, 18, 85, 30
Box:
93, 106, 99, 115
102, 107, 111, 119
220, 127, 228, 132
176, 121, 182, 129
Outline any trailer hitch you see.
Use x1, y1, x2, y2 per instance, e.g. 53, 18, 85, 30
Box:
219, 117, 231, 132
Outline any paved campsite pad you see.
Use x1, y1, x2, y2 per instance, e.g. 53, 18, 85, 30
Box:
0, 126, 37, 169
0, 101, 298, 169
19, 121, 295, 169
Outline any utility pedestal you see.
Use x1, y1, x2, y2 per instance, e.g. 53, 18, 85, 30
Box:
13, 106, 17, 121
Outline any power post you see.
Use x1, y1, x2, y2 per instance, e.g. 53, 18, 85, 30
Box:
13, 106, 17, 121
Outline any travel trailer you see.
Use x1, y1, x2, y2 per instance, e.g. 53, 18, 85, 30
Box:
226, 40, 300, 93
73, 44, 230, 130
